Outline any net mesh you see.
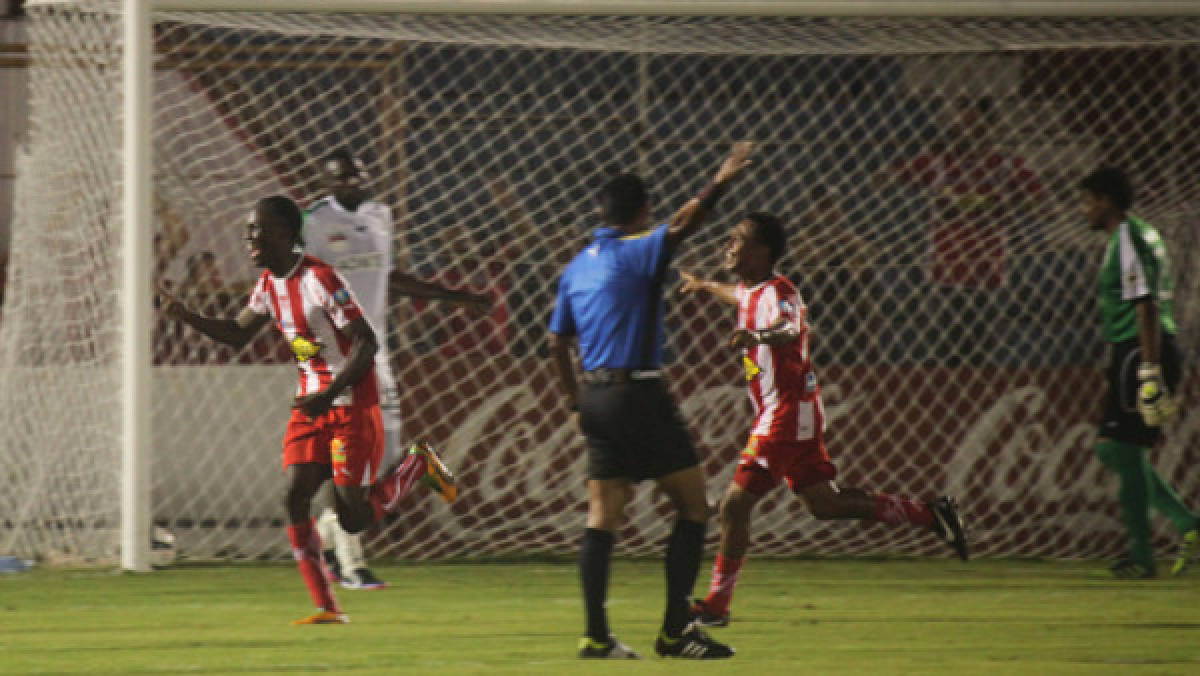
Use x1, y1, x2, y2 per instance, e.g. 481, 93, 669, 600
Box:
3, 5, 1199, 563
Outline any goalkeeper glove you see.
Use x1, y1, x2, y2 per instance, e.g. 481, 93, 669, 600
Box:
1136, 363, 1177, 428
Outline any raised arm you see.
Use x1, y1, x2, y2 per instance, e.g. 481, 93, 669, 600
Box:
666, 141, 754, 248
159, 282, 269, 348
679, 270, 739, 306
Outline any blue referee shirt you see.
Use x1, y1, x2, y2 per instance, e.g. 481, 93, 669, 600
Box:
549, 223, 671, 372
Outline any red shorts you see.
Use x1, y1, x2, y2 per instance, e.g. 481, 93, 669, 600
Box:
733, 434, 837, 496
282, 404, 384, 487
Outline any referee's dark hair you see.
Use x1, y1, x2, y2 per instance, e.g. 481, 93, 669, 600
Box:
259, 195, 305, 247
1080, 166, 1134, 211
601, 173, 648, 226
745, 211, 786, 264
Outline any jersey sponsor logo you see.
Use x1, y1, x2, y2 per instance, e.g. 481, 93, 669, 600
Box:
332, 288, 352, 306
289, 336, 324, 362
779, 299, 795, 315
742, 355, 761, 381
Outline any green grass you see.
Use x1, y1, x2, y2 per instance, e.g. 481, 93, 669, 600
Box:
1, 559, 1198, 675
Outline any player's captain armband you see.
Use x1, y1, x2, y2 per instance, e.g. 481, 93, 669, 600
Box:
290, 336, 324, 362
796, 401, 815, 440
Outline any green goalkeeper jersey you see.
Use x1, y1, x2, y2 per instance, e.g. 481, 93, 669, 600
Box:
1097, 215, 1177, 344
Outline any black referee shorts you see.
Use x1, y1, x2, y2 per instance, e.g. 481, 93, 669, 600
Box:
578, 379, 699, 482
1100, 334, 1182, 446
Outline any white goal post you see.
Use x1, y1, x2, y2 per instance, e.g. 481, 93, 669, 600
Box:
7, 0, 1200, 572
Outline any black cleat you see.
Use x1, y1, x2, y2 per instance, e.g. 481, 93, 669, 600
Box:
929, 496, 969, 561
578, 636, 641, 659
1110, 557, 1157, 579
688, 597, 730, 628
343, 567, 388, 590
654, 622, 734, 659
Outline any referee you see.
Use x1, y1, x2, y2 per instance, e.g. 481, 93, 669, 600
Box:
550, 141, 753, 659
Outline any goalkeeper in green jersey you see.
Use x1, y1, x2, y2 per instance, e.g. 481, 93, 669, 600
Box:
1080, 166, 1197, 578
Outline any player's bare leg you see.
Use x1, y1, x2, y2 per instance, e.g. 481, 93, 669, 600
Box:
285, 463, 346, 624
692, 480, 761, 628
578, 478, 641, 659
653, 466, 734, 659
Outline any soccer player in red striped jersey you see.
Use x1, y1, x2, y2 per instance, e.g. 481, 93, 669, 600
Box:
159, 196, 425, 625
680, 212, 969, 628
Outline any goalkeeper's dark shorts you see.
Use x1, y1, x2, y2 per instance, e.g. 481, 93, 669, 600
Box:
578, 377, 698, 482
1100, 334, 1181, 446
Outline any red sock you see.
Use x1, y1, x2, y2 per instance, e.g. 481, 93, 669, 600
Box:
287, 519, 340, 613
872, 494, 934, 527
703, 554, 744, 615
373, 452, 426, 514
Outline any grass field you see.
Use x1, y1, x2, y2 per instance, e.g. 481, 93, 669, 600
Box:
2, 558, 1198, 675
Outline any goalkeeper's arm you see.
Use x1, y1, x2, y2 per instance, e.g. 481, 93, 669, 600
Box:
1134, 298, 1176, 426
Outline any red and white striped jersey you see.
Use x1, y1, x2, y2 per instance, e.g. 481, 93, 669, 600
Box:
247, 255, 379, 408
735, 275, 822, 441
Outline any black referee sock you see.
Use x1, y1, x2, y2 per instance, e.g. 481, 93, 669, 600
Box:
662, 518, 706, 637
580, 527, 615, 643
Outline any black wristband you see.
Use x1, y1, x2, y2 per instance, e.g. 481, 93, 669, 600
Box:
697, 180, 727, 211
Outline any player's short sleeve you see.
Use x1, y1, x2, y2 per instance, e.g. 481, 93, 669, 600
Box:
772, 282, 807, 330
246, 274, 272, 318
548, 273, 576, 336
618, 223, 671, 278
1118, 224, 1151, 301
312, 264, 364, 329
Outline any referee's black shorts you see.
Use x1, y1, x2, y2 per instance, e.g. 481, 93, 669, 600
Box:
1100, 334, 1182, 447
578, 378, 699, 482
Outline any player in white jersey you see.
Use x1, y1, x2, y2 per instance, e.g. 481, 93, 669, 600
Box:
304, 151, 489, 590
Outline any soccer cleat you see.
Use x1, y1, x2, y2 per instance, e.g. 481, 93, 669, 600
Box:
1171, 529, 1199, 576
410, 440, 458, 503
291, 610, 349, 625
688, 597, 730, 628
577, 636, 641, 659
342, 567, 388, 590
1110, 557, 1157, 579
654, 622, 735, 659
929, 496, 970, 561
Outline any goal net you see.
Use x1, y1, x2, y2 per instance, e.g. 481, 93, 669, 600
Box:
4, 4, 1199, 564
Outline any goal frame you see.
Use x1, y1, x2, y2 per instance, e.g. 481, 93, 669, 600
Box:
23, 0, 1200, 571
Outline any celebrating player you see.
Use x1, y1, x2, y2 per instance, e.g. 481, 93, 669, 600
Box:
159, 196, 436, 624
304, 150, 485, 590
680, 212, 969, 628
549, 141, 753, 660
1078, 166, 1197, 578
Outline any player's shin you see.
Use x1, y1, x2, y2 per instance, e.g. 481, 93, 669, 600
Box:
286, 519, 341, 613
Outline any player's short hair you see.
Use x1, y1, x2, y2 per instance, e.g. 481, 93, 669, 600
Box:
1080, 166, 1134, 211
745, 211, 786, 263
601, 173, 648, 226
323, 149, 365, 178
258, 195, 305, 246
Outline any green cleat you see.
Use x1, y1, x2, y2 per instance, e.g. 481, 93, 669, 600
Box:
1171, 529, 1199, 576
